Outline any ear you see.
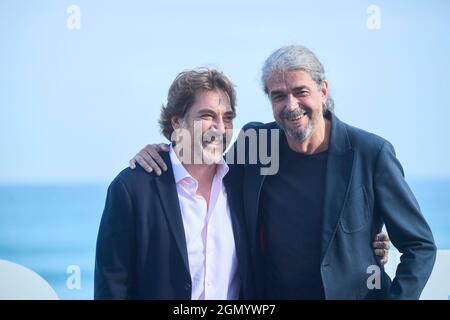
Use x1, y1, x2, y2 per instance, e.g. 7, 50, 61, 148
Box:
320, 79, 329, 104
171, 117, 182, 130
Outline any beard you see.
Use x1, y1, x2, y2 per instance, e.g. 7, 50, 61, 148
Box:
278, 107, 319, 142
199, 129, 231, 165
200, 141, 224, 164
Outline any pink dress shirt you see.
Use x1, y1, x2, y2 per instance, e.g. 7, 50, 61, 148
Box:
169, 146, 240, 300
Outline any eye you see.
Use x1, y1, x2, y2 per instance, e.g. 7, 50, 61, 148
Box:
294, 90, 309, 97
200, 114, 213, 120
224, 115, 234, 123
272, 94, 285, 102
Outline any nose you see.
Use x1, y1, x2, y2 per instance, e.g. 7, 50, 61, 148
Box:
285, 93, 297, 111
212, 116, 226, 134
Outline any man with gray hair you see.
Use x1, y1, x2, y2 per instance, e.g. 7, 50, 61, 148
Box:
130, 45, 435, 299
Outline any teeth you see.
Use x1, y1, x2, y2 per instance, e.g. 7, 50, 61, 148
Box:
289, 115, 304, 121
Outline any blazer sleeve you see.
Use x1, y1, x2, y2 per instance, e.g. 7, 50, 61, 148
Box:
94, 177, 136, 299
374, 141, 436, 299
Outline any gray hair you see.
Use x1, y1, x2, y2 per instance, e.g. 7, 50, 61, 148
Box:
261, 45, 334, 113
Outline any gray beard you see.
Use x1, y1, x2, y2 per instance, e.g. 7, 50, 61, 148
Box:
284, 120, 314, 141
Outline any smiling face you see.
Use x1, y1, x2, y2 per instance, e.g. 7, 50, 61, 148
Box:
267, 70, 328, 143
172, 89, 235, 164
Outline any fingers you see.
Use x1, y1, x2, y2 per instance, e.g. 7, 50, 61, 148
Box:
372, 240, 390, 250
139, 153, 164, 176
142, 152, 162, 175
129, 143, 169, 175
141, 144, 168, 173
144, 148, 168, 172
374, 248, 389, 258
375, 232, 390, 242
144, 143, 168, 154
373, 231, 390, 264
158, 143, 170, 152
129, 159, 136, 169
134, 155, 154, 174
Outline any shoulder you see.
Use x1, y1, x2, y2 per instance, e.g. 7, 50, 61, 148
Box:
116, 151, 170, 183
109, 164, 161, 195
342, 121, 393, 154
241, 121, 279, 132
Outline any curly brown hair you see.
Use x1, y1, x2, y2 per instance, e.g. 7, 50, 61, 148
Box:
159, 68, 236, 140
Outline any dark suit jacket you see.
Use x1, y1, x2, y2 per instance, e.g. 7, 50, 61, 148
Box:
94, 152, 253, 299
236, 112, 436, 299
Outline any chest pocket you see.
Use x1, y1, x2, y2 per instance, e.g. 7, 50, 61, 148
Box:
340, 185, 370, 233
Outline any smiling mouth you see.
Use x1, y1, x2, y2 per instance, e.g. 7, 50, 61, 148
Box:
286, 109, 308, 121
282, 108, 308, 121
288, 115, 305, 121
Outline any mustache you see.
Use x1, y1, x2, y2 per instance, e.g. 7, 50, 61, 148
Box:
280, 108, 308, 120
202, 130, 230, 145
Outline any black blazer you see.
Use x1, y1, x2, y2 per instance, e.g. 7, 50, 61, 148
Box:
94, 152, 252, 299
237, 112, 436, 299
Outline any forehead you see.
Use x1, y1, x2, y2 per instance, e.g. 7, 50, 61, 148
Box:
267, 70, 316, 93
191, 89, 232, 112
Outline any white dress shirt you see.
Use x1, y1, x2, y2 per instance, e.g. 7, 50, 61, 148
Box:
169, 146, 240, 300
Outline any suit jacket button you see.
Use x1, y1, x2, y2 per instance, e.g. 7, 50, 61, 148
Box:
185, 283, 191, 291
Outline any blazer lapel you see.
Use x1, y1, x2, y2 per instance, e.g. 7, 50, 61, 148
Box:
154, 152, 190, 272
223, 171, 249, 289
244, 164, 266, 254
321, 113, 354, 262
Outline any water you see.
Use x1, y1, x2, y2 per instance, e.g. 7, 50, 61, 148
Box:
0, 180, 449, 300
0, 184, 107, 299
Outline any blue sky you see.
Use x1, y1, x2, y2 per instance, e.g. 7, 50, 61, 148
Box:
1, 0, 450, 183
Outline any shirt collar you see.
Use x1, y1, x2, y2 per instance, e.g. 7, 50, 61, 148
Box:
169, 144, 192, 184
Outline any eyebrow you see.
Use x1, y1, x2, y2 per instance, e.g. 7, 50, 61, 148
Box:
196, 108, 236, 117
197, 108, 216, 114
292, 85, 311, 91
270, 85, 311, 97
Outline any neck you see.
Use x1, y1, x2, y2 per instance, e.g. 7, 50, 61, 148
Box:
286, 117, 331, 154
172, 145, 218, 185
183, 163, 217, 185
